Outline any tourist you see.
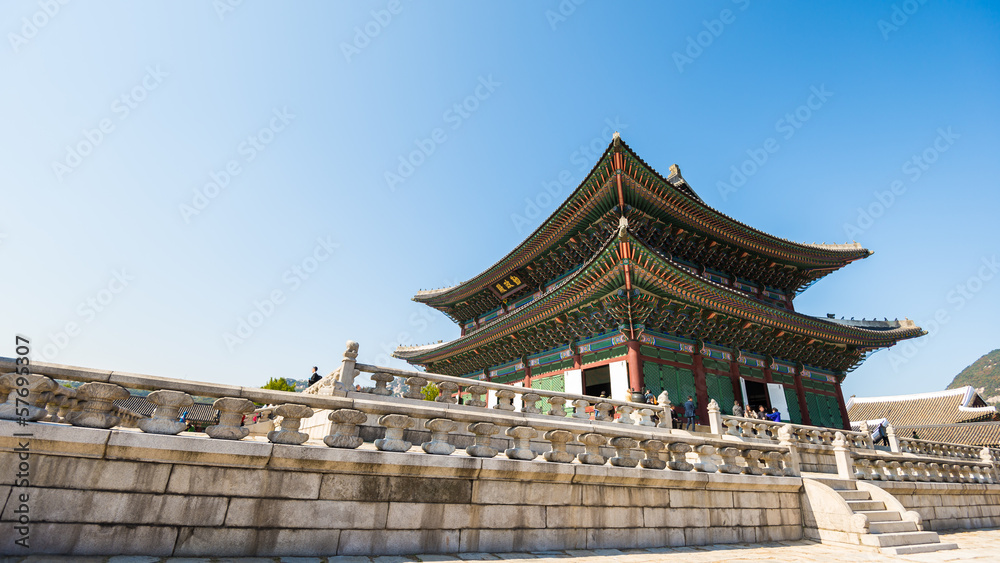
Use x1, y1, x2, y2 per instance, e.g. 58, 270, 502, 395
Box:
179, 411, 188, 424
308, 366, 322, 386
872, 421, 889, 446
684, 396, 696, 431
732, 400, 744, 418
644, 388, 656, 404
912, 430, 919, 440
757, 405, 767, 419
766, 407, 781, 422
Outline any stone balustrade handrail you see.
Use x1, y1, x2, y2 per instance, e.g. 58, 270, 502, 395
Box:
352, 362, 665, 412
895, 436, 983, 460
850, 448, 998, 485
0, 353, 800, 480
718, 414, 870, 449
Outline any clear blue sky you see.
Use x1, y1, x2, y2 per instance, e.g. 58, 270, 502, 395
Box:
2, 1, 998, 400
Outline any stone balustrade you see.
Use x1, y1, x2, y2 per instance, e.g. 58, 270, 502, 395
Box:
716, 410, 869, 450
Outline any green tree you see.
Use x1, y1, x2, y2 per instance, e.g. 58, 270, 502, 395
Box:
421, 382, 440, 401
261, 377, 297, 392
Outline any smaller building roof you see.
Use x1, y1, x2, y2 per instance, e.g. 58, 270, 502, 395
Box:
113, 395, 219, 423
847, 386, 997, 427
892, 422, 1000, 448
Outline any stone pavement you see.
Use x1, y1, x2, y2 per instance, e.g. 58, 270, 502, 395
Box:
3, 528, 999, 563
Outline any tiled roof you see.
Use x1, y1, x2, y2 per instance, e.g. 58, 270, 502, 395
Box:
113, 395, 218, 423
847, 386, 997, 426
894, 422, 1000, 448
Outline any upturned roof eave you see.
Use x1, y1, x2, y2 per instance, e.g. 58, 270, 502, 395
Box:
413, 136, 871, 308
396, 232, 919, 365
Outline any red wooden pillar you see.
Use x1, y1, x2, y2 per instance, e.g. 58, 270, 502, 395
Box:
522, 361, 532, 389
834, 378, 851, 430
625, 339, 643, 393
692, 350, 710, 425
793, 365, 811, 426
573, 351, 582, 370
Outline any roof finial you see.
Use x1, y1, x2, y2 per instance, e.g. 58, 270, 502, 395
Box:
612, 131, 620, 147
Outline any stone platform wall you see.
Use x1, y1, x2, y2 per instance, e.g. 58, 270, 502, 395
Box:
873, 481, 1000, 531
0, 420, 803, 557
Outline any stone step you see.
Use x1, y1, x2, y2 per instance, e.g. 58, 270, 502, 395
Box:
857, 510, 902, 522
870, 520, 919, 534
806, 476, 857, 490
861, 531, 941, 548
846, 499, 886, 512
881, 542, 959, 555
837, 490, 871, 501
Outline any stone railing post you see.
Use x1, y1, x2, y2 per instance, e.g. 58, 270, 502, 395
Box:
466, 422, 499, 457
667, 442, 693, 471
833, 431, 856, 481
370, 372, 394, 396
594, 402, 614, 422
577, 432, 607, 465
436, 381, 459, 404
609, 437, 639, 467
336, 340, 360, 392
777, 423, 802, 476
615, 405, 634, 424
67, 382, 130, 429
422, 418, 457, 455
693, 445, 717, 473
375, 413, 413, 452
547, 396, 567, 417
206, 397, 254, 440
740, 449, 763, 475
543, 430, 575, 462
137, 390, 193, 435
723, 418, 741, 437
0, 373, 58, 422
404, 376, 427, 400
717, 447, 741, 474
505, 426, 537, 460
887, 424, 900, 453
639, 439, 666, 469
707, 399, 723, 435
521, 392, 541, 414
761, 451, 785, 476
637, 408, 655, 427
267, 404, 314, 445
465, 385, 487, 407
494, 389, 516, 411
324, 409, 367, 448
571, 399, 590, 419
981, 447, 1000, 483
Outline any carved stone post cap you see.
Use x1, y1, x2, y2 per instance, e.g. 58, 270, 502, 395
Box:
640, 439, 664, 451
572, 399, 590, 407
668, 442, 692, 453
609, 436, 638, 449
344, 340, 360, 359
147, 390, 193, 408
468, 421, 499, 435
438, 381, 459, 391
78, 382, 130, 401
405, 376, 428, 386
329, 408, 367, 424
425, 418, 457, 432
466, 385, 487, 394
578, 432, 606, 446
547, 396, 566, 404
1, 373, 57, 393
505, 426, 536, 439
544, 429, 573, 442
212, 397, 255, 413
274, 403, 313, 419
522, 392, 541, 402
371, 372, 395, 383
495, 389, 515, 399
707, 399, 720, 413
719, 447, 740, 456
378, 413, 413, 429
695, 444, 716, 455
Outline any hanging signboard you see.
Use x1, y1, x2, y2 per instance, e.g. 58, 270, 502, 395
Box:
488, 271, 527, 300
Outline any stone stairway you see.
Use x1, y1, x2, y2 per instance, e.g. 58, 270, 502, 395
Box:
807, 476, 958, 555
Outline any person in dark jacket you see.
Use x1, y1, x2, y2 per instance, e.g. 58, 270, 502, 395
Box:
684, 396, 696, 431
308, 366, 322, 386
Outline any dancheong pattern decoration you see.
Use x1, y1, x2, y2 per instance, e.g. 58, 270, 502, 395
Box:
395, 133, 925, 429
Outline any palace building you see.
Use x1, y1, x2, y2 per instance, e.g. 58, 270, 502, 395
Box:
394, 134, 925, 429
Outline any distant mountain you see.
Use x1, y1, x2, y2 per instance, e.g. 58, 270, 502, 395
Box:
285, 378, 310, 392
947, 349, 1000, 406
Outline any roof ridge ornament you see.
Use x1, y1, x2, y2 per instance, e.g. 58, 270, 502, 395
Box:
612, 130, 620, 146
617, 215, 629, 239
